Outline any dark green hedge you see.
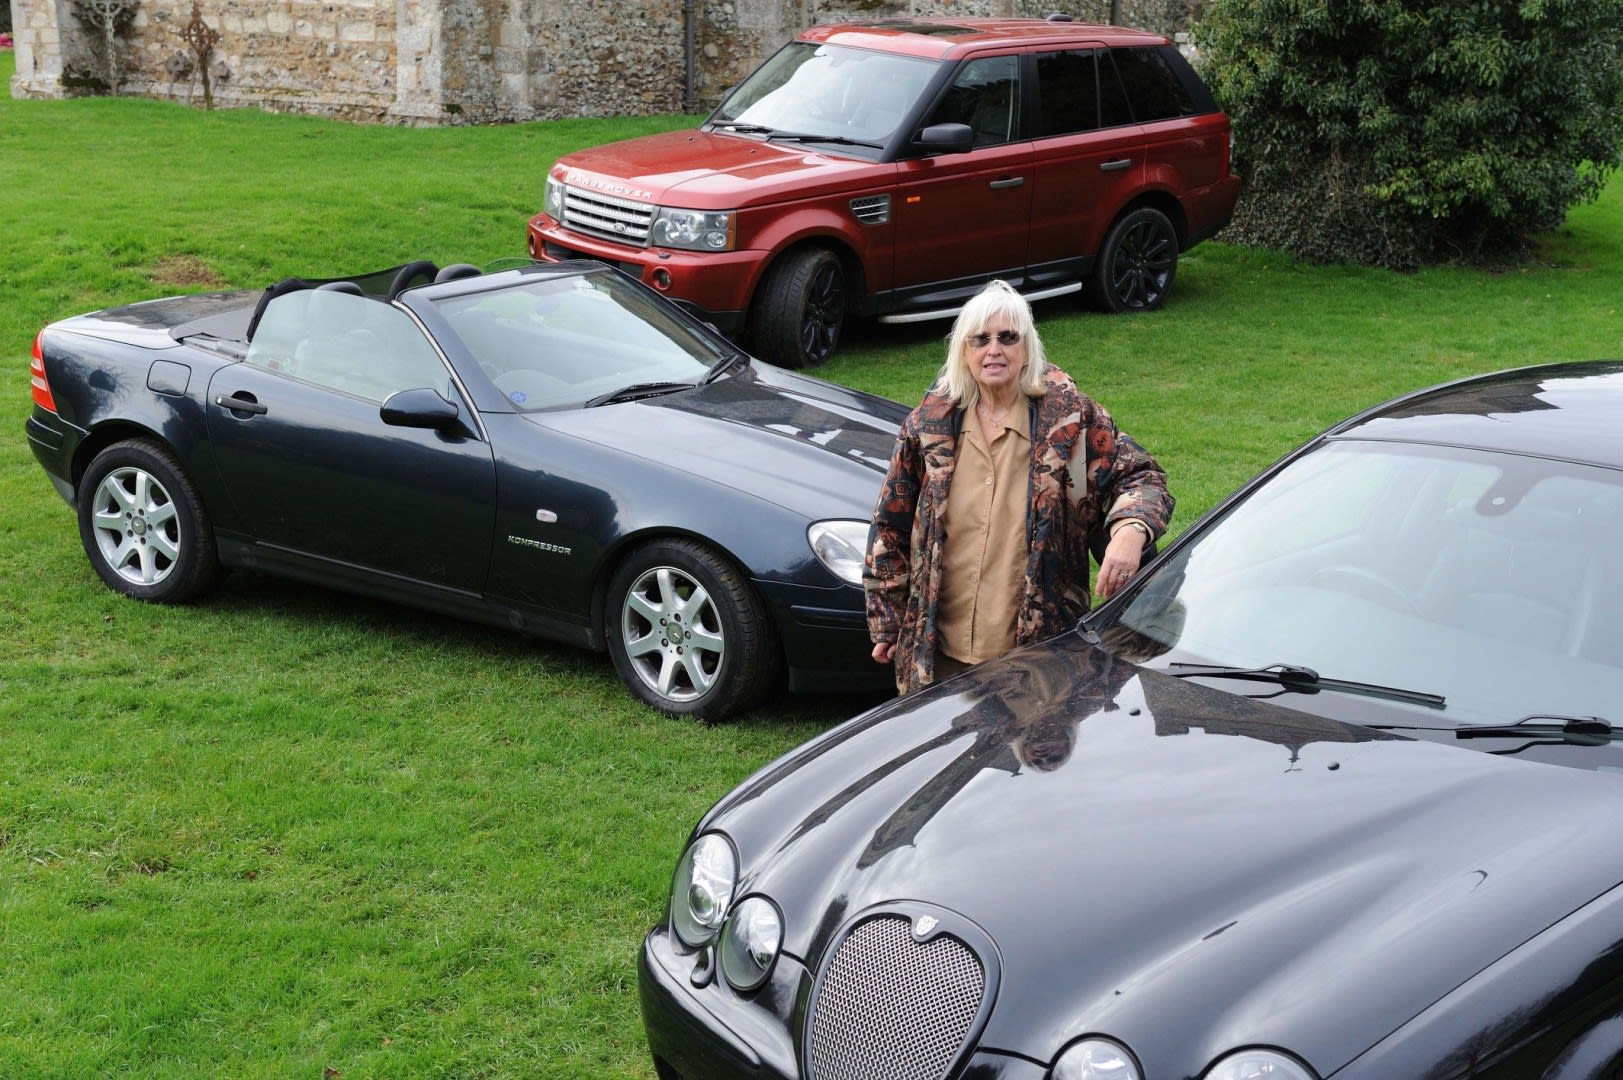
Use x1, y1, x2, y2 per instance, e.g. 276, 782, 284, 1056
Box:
1195, 0, 1623, 268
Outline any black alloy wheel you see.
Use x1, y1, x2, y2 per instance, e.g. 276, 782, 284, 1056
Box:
750, 248, 846, 368
1092, 207, 1178, 313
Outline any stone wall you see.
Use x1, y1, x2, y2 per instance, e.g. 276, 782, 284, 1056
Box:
8, 0, 1198, 123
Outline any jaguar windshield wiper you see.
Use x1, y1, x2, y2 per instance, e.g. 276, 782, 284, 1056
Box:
1168, 662, 1447, 709
700, 351, 747, 385
583, 381, 696, 408
1456, 715, 1613, 745
711, 121, 776, 134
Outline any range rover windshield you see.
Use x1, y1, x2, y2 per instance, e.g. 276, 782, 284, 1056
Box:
1094, 439, 1623, 728
711, 42, 938, 147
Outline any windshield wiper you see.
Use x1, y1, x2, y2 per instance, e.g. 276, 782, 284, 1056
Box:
1456, 715, 1613, 745
583, 381, 696, 408
709, 122, 881, 148
700, 351, 747, 385
1168, 662, 1447, 709
768, 132, 883, 148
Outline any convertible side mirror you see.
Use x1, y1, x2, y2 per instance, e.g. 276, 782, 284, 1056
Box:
381, 387, 463, 431
912, 122, 974, 155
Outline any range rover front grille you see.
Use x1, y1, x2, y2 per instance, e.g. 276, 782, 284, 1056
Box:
560, 188, 654, 245
807, 914, 986, 1080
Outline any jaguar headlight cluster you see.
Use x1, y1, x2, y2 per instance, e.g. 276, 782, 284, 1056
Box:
650, 207, 736, 252
718, 896, 783, 990
670, 833, 783, 992
1051, 1041, 1317, 1080
808, 520, 868, 586
1205, 1050, 1318, 1080
1052, 1038, 1142, 1080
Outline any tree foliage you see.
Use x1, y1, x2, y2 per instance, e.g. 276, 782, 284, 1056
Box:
1195, 0, 1623, 268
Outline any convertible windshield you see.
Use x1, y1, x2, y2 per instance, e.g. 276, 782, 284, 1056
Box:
431, 271, 731, 412
1098, 440, 1623, 727
712, 42, 938, 146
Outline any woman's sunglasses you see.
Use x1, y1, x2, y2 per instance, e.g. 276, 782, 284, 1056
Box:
968, 329, 1023, 348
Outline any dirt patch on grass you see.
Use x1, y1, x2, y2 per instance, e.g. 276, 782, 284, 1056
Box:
150, 255, 226, 288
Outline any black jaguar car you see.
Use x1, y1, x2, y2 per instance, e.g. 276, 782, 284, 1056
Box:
25, 259, 903, 720
641, 362, 1623, 1079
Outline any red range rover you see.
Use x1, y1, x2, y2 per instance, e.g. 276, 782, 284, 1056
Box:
527, 16, 1240, 369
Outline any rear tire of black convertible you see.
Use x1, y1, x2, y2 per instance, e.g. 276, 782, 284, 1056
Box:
76, 439, 222, 604
749, 247, 845, 369
606, 539, 781, 722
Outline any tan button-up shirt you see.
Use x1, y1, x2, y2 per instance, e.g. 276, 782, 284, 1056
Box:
936, 401, 1031, 664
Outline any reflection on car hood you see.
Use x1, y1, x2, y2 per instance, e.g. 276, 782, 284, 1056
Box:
558, 130, 886, 208
710, 633, 1623, 1079
536, 365, 902, 519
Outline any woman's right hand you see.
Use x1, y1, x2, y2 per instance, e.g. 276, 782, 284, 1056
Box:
872, 641, 896, 664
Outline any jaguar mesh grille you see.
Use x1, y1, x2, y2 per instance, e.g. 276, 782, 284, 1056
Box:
807, 915, 985, 1080
560, 188, 654, 245
850, 194, 892, 225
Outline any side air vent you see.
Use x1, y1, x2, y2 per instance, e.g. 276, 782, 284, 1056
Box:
850, 195, 892, 226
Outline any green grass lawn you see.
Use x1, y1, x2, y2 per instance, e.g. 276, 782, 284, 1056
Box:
2, 47, 1621, 1078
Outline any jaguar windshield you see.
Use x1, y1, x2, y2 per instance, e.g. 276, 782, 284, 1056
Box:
1095, 439, 1623, 728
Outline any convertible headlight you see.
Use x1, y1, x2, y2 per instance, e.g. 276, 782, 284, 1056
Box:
670, 833, 738, 947
1052, 1037, 1142, 1080
808, 519, 868, 585
718, 895, 782, 991
544, 175, 567, 220
650, 207, 736, 252
1205, 1049, 1318, 1080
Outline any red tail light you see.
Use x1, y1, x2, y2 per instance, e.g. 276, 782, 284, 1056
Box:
31, 331, 58, 413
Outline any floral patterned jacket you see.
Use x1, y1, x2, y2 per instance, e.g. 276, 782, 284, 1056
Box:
864, 367, 1173, 696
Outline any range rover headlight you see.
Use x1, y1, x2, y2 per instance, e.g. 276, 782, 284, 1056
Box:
718, 896, 782, 991
544, 175, 567, 220
808, 520, 868, 585
1052, 1037, 1142, 1080
650, 207, 736, 252
1205, 1049, 1318, 1080
670, 833, 738, 947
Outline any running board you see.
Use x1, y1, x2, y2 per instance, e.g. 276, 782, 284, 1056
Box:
877, 281, 1083, 324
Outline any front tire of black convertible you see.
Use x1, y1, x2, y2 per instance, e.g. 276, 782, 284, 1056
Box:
606, 539, 781, 721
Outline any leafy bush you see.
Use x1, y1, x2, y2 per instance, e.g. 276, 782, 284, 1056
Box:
1195, 0, 1623, 268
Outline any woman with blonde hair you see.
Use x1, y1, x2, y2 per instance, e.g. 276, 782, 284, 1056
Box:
865, 280, 1172, 695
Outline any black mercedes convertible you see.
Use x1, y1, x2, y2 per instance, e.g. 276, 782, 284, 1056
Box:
25, 259, 903, 720
642, 362, 1623, 1079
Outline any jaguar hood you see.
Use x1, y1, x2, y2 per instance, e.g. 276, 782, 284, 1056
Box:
704, 633, 1623, 1079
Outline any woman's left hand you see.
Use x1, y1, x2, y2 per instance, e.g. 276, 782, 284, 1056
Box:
1095, 526, 1147, 601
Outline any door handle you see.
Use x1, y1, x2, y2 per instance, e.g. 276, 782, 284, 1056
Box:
989, 176, 1025, 190
1100, 158, 1133, 172
215, 393, 268, 416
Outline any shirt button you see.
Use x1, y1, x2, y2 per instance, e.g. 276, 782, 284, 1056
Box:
985, 476, 993, 486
